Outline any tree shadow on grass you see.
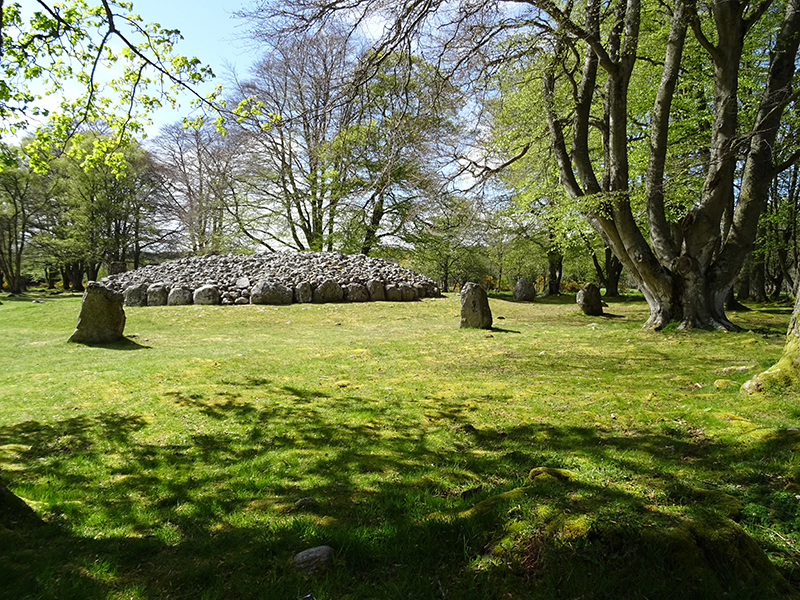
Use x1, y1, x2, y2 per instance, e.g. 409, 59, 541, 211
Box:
1, 394, 799, 599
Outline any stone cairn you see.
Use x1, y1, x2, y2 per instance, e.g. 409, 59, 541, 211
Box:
101, 252, 440, 307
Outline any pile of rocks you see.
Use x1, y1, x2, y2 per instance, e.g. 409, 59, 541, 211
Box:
101, 252, 440, 307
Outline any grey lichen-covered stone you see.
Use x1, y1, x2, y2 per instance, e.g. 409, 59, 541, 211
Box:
313, 279, 344, 303
513, 278, 536, 302
294, 281, 312, 303
400, 284, 418, 302
193, 285, 220, 305
367, 279, 385, 301
147, 282, 168, 306
123, 282, 149, 307
576, 283, 604, 316
344, 283, 369, 302
167, 287, 193, 306
293, 545, 335, 574
460, 282, 492, 329
69, 282, 126, 344
250, 280, 293, 305
385, 284, 402, 302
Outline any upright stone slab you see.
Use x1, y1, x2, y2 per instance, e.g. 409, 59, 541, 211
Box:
385, 284, 402, 302
193, 285, 220, 305
123, 282, 149, 306
576, 283, 604, 316
460, 282, 492, 329
294, 281, 313, 303
167, 287, 193, 305
400, 284, 419, 301
250, 280, 293, 305
513, 278, 536, 302
367, 279, 385, 301
147, 282, 168, 306
344, 283, 369, 302
69, 282, 126, 344
313, 279, 344, 303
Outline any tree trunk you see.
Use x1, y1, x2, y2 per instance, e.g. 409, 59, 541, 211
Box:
360, 191, 384, 256
737, 263, 750, 302
604, 249, 623, 297
86, 263, 100, 282
743, 290, 800, 392
537, 0, 800, 330
67, 263, 85, 292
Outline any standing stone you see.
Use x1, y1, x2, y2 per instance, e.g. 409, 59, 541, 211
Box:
251, 280, 293, 305
294, 281, 313, 304
344, 283, 369, 302
193, 285, 220, 305
123, 282, 149, 307
576, 283, 604, 316
313, 279, 344, 303
460, 282, 493, 329
513, 278, 537, 302
385, 284, 402, 302
147, 282, 168, 306
400, 284, 419, 302
107, 261, 127, 275
367, 279, 385, 301
68, 282, 126, 344
167, 288, 193, 306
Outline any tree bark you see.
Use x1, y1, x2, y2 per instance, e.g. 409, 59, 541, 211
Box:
604, 249, 623, 297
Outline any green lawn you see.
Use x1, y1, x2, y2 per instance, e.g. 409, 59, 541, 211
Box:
1, 290, 799, 599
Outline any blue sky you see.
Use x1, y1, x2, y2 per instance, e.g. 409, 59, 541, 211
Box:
127, 0, 252, 132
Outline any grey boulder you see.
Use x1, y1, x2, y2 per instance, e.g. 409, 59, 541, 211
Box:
576, 283, 604, 316
69, 282, 126, 344
147, 282, 168, 306
313, 279, 344, 303
513, 278, 536, 302
250, 280, 293, 305
123, 282, 149, 307
193, 285, 220, 305
167, 288, 193, 305
460, 282, 493, 329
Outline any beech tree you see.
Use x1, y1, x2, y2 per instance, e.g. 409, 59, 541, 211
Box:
148, 122, 251, 254
246, 0, 800, 329
226, 20, 460, 254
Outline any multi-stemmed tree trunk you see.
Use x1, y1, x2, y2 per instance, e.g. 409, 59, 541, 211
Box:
543, 0, 800, 329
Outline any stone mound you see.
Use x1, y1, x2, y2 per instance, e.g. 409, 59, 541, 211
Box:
101, 252, 440, 307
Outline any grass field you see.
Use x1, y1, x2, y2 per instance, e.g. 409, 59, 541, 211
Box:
1, 290, 799, 599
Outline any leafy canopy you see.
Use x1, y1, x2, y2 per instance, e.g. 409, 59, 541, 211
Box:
1, 0, 219, 170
